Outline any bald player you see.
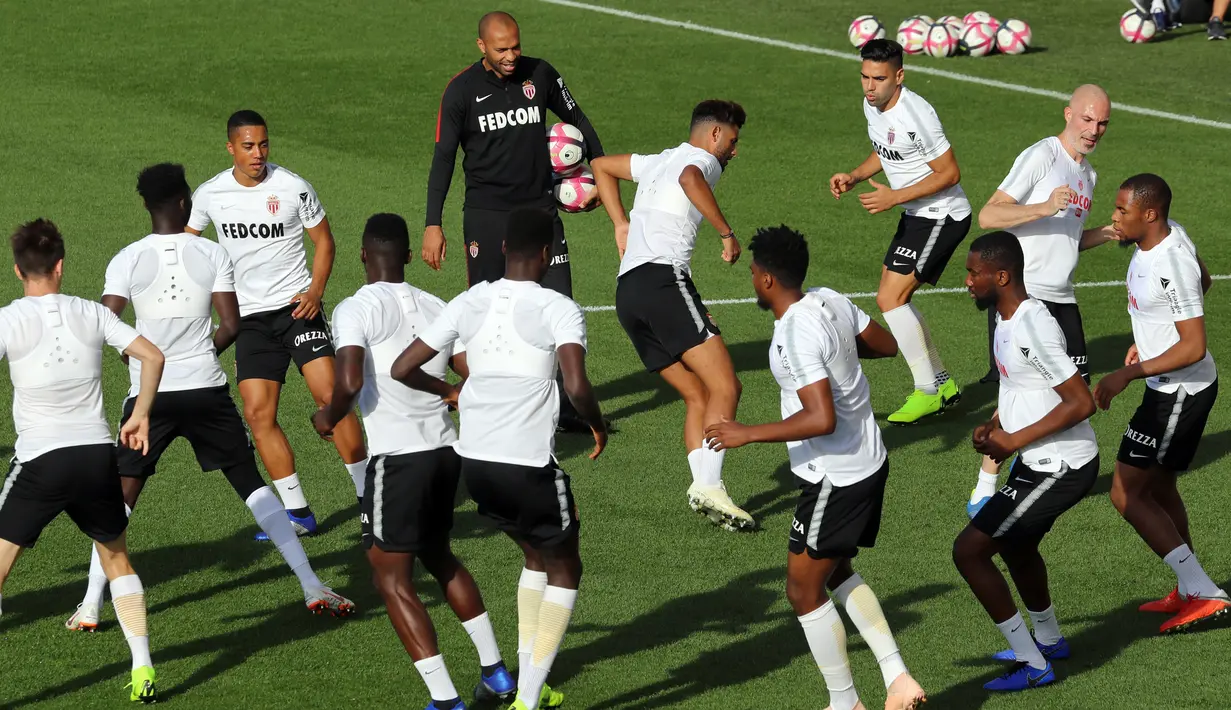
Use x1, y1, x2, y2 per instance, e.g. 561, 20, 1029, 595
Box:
968, 84, 1117, 516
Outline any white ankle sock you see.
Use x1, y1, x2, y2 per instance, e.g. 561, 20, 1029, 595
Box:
461, 612, 503, 667
1028, 605, 1063, 646
972, 470, 999, 503
996, 611, 1046, 670
414, 654, 460, 702
1164, 544, 1225, 599
273, 473, 309, 511
246, 487, 321, 594
798, 601, 860, 710
345, 459, 368, 498
833, 574, 908, 689
687, 447, 723, 487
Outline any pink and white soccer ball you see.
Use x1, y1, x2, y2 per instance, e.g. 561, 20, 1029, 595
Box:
896, 17, 929, 54
849, 15, 886, 48
1120, 9, 1157, 43
996, 19, 1032, 54
924, 23, 959, 57
963, 11, 1000, 32
936, 15, 965, 33
547, 123, 586, 174
554, 167, 596, 213
960, 22, 997, 57
907, 14, 935, 25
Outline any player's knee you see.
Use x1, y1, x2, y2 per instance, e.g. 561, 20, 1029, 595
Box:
785, 573, 820, 615
242, 402, 278, 433
1109, 483, 1131, 515
876, 290, 908, 313
951, 533, 983, 573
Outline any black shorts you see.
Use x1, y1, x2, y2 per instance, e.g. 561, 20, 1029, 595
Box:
884, 213, 972, 285
362, 448, 461, 553
236, 303, 334, 383
615, 263, 721, 373
117, 386, 254, 477
0, 444, 128, 548
461, 456, 578, 549
1118, 381, 1217, 471
972, 456, 1099, 541
462, 206, 572, 298
788, 460, 889, 560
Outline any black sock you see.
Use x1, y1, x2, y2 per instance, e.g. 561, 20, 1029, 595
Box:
481, 660, 505, 676
288, 506, 312, 518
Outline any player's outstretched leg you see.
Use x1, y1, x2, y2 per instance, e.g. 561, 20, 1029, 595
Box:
0, 538, 27, 618
877, 270, 959, 425
302, 357, 369, 502
70, 477, 144, 632
827, 561, 925, 710
509, 538, 579, 710
787, 552, 865, 710
94, 535, 156, 703
239, 379, 318, 537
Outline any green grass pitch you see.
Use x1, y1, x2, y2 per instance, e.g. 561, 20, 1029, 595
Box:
1, 1, 1229, 707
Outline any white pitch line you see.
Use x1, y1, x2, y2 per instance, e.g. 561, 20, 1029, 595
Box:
538, 0, 1231, 131
581, 274, 1230, 312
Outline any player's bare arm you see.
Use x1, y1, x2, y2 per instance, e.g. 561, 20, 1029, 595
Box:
391, 338, 459, 404
292, 218, 335, 320
976, 371, 1094, 462
119, 335, 166, 455
1079, 224, 1119, 251
1094, 316, 1208, 409
861, 149, 960, 215
558, 342, 606, 459
589, 155, 633, 256
978, 187, 1073, 230
705, 378, 836, 451
1197, 255, 1212, 293
829, 152, 883, 200
210, 291, 241, 355
679, 165, 739, 264
854, 320, 898, 359
311, 345, 365, 439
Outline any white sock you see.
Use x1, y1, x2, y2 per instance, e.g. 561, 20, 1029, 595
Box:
833, 574, 908, 689
345, 459, 368, 499
85, 503, 131, 608
517, 585, 578, 710
687, 447, 724, 487
972, 470, 999, 504
109, 574, 153, 670
1151, 0, 1165, 12
1164, 544, 1225, 599
883, 304, 942, 394
517, 568, 548, 677
461, 612, 503, 667
273, 473, 309, 511
414, 654, 460, 702
798, 601, 860, 710
996, 612, 1046, 670
1028, 605, 1063, 646
246, 487, 322, 594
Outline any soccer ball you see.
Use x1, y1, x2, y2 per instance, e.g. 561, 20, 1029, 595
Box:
896, 17, 929, 54
923, 23, 959, 57
996, 19, 1032, 55
553, 167, 596, 213
963, 11, 1000, 32
849, 15, 886, 48
905, 14, 934, 26
547, 123, 586, 174
936, 15, 965, 34
1120, 9, 1157, 43
961, 22, 998, 57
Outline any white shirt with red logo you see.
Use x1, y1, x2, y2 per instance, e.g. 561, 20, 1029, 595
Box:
997, 136, 1097, 304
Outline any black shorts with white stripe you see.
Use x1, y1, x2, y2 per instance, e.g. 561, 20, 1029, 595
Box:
1118, 380, 1218, 472
461, 455, 578, 549
788, 459, 889, 560
883, 213, 972, 285
971, 456, 1099, 541
361, 447, 461, 553
0, 444, 127, 548
116, 386, 254, 478
615, 262, 721, 373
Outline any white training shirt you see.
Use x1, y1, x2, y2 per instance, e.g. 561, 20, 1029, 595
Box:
862, 86, 971, 220
1127, 221, 1216, 395
993, 298, 1098, 472
768, 289, 887, 486
188, 163, 325, 316
618, 142, 724, 278
104, 233, 234, 397
0, 294, 139, 462
997, 136, 1097, 304
419, 279, 586, 468
332, 281, 462, 457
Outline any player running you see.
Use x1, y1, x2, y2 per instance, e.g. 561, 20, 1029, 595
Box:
187, 110, 368, 537
1095, 174, 1227, 634
968, 84, 1115, 516
0, 219, 164, 702
67, 164, 354, 633
705, 226, 925, 710
590, 99, 754, 531
311, 213, 514, 709
952, 231, 1099, 692
391, 208, 606, 710
828, 38, 970, 425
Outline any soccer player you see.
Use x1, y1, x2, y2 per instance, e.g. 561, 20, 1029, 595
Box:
968, 84, 1115, 515
311, 213, 514, 709
828, 38, 970, 425
67, 164, 354, 633
1094, 174, 1227, 634
187, 110, 368, 536
590, 99, 754, 531
952, 231, 1099, 692
391, 208, 606, 710
0, 219, 164, 702
704, 226, 926, 710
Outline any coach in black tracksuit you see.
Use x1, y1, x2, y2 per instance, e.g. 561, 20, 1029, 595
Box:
423, 11, 604, 298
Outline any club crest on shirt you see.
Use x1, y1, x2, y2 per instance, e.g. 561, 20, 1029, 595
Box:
469, 241, 479, 258
887, 129, 895, 145
522, 79, 536, 100
266, 195, 280, 216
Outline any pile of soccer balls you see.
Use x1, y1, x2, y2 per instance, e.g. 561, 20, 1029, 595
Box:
548, 123, 597, 212
848, 12, 1032, 57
